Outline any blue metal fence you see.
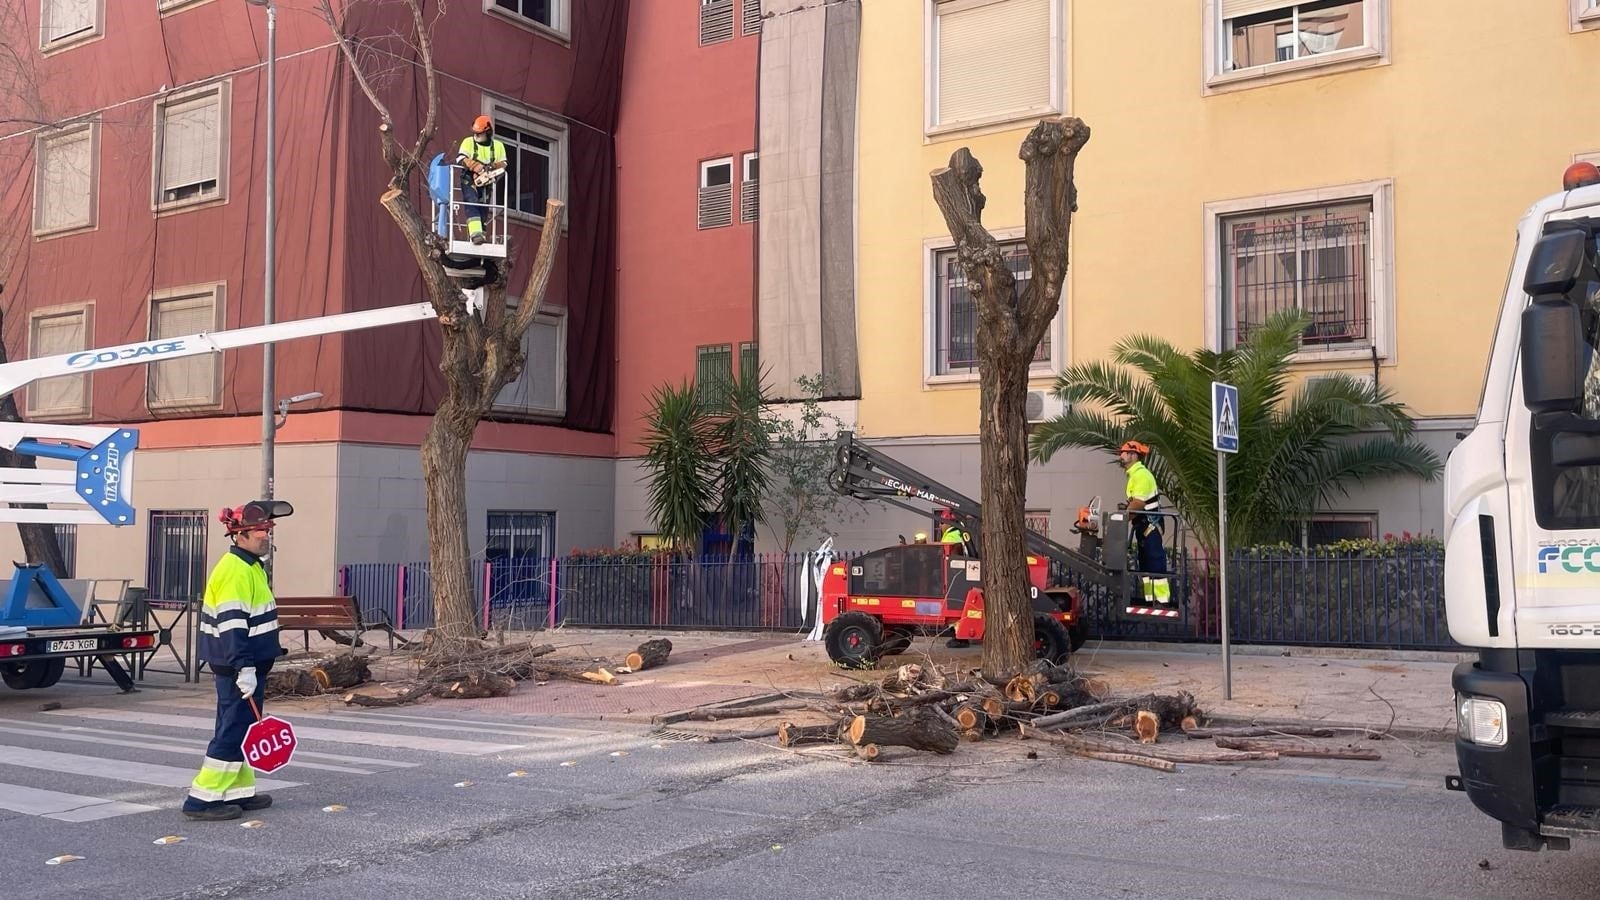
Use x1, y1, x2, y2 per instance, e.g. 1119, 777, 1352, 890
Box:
336, 547, 1458, 650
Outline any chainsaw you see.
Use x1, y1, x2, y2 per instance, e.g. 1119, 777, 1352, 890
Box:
470, 166, 507, 189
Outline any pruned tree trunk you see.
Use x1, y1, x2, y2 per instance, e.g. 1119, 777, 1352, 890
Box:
847, 711, 959, 754
319, 0, 566, 642
626, 639, 673, 671
930, 117, 1090, 683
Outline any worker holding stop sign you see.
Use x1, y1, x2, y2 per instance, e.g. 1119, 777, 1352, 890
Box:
182, 500, 294, 822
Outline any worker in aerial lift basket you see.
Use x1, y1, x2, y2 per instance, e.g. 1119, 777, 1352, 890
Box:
181, 500, 292, 821
1117, 441, 1171, 607
456, 115, 508, 245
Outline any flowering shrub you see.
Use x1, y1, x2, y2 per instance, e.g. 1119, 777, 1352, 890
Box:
1238, 530, 1444, 560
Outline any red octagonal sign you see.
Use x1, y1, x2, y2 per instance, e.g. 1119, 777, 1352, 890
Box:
242, 715, 297, 774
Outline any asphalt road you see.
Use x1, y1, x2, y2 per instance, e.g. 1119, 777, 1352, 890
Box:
4, 679, 1598, 899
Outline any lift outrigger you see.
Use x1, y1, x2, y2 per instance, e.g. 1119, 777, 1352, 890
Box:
816, 431, 1184, 667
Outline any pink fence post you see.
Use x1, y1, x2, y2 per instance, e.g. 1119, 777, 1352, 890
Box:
396, 564, 407, 630
546, 558, 558, 629
481, 559, 493, 631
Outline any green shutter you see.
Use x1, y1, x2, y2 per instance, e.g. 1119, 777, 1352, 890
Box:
696, 344, 733, 412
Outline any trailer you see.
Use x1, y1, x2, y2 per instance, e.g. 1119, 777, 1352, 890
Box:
818, 432, 1184, 667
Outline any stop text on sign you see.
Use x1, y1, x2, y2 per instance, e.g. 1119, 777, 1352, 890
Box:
242, 715, 298, 773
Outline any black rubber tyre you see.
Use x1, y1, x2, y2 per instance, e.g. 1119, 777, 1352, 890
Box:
879, 628, 914, 657
0, 658, 66, 690
1068, 623, 1089, 652
1033, 615, 1073, 665
824, 612, 884, 669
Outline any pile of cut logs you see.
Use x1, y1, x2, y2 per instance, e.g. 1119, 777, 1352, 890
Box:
687, 659, 1385, 771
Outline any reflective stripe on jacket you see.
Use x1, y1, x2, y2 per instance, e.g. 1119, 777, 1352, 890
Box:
197, 547, 280, 668
456, 136, 507, 169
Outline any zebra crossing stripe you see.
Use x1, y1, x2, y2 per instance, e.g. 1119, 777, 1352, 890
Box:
0, 743, 299, 791
0, 716, 417, 770
0, 783, 158, 822
46, 708, 522, 755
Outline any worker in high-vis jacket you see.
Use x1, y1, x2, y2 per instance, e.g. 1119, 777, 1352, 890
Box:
456, 115, 508, 245
1117, 441, 1171, 606
182, 500, 292, 821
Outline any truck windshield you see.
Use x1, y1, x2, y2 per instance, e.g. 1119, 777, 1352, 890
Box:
1533, 229, 1600, 528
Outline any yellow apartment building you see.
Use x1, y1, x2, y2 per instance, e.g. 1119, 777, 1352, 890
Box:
833, 0, 1600, 549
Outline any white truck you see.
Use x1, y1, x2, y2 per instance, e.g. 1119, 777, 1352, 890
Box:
1446, 160, 1600, 851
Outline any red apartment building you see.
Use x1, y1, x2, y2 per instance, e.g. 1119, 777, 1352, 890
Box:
0, 0, 626, 599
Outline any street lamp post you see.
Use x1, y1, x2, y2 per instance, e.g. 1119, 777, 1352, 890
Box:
246, 0, 277, 502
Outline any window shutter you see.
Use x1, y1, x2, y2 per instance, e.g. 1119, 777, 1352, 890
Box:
740, 177, 758, 223
1221, 0, 1295, 20
937, 0, 1051, 127
739, 342, 759, 379
150, 295, 216, 405
496, 316, 564, 414
44, 0, 94, 42
161, 94, 219, 195
30, 312, 86, 413
700, 0, 734, 44
38, 129, 91, 232
699, 183, 732, 228
741, 0, 762, 34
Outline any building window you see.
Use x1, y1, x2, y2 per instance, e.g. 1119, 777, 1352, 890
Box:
493, 308, 566, 418
1206, 0, 1387, 91
930, 238, 1054, 378
739, 341, 759, 379
1205, 180, 1393, 361
53, 524, 77, 579
1573, 0, 1600, 31
741, 0, 762, 34
26, 304, 91, 418
153, 82, 229, 210
147, 284, 223, 410
927, 0, 1063, 135
1025, 510, 1051, 539
34, 123, 97, 236
484, 102, 566, 222
486, 511, 556, 559
696, 344, 734, 411
698, 156, 733, 229
146, 510, 208, 603
740, 152, 759, 224
40, 0, 101, 50
1281, 512, 1376, 547
701, 0, 735, 44
486, 0, 568, 36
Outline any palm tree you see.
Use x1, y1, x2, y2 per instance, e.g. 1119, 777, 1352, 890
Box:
1028, 310, 1443, 553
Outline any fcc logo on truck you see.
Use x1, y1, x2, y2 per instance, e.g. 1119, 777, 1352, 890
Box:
1537, 543, 1600, 574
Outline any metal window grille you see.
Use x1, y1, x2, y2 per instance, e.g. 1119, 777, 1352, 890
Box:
739, 341, 759, 380
146, 510, 208, 603
935, 242, 1050, 375
741, 0, 762, 34
1221, 199, 1373, 351
700, 0, 735, 44
53, 524, 77, 578
696, 344, 734, 411
486, 511, 556, 559
1025, 510, 1051, 540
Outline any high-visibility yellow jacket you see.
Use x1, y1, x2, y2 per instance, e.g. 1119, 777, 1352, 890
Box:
456, 136, 507, 174
196, 547, 281, 668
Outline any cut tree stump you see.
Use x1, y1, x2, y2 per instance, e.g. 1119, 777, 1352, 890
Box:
266, 667, 320, 698
625, 639, 672, 672
310, 653, 371, 691
953, 703, 987, 731
854, 742, 881, 762
846, 711, 959, 754
1135, 710, 1160, 744
435, 672, 514, 699
778, 722, 840, 748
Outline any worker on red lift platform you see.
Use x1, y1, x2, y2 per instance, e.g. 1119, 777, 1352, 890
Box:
456, 115, 508, 245
1118, 441, 1171, 606
182, 500, 291, 821
937, 509, 976, 648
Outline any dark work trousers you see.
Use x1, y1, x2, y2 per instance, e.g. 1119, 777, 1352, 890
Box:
1134, 517, 1168, 574
184, 660, 274, 808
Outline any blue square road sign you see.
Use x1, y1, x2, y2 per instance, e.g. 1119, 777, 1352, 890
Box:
1212, 382, 1239, 454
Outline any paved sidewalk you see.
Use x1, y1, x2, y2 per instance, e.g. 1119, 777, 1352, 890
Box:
353, 627, 1464, 738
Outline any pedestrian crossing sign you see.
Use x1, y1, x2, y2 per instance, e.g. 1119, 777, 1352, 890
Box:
1212, 381, 1239, 454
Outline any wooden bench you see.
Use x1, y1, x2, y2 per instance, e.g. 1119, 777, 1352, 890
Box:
274, 596, 397, 652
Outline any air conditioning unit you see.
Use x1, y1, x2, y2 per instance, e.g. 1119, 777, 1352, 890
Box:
1025, 390, 1068, 424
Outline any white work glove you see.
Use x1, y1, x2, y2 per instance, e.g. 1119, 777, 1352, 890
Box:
235, 667, 258, 698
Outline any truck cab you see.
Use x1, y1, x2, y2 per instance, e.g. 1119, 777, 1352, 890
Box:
1447, 161, 1600, 850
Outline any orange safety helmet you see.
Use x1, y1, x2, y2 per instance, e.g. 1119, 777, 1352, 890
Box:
472, 115, 493, 135
219, 500, 294, 536
1118, 440, 1150, 457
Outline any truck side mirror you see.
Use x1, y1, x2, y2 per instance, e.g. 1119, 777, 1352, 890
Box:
1524, 225, 1589, 295
1521, 297, 1584, 414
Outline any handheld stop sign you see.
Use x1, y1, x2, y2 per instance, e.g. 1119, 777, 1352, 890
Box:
241, 697, 297, 774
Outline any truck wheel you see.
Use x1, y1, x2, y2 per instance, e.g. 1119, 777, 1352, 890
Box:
1033, 615, 1072, 665
1, 658, 66, 690
1068, 623, 1089, 652
824, 612, 884, 669
880, 628, 914, 657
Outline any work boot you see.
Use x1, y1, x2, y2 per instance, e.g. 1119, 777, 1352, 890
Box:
471, 232, 487, 245
182, 802, 243, 822
236, 793, 273, 811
